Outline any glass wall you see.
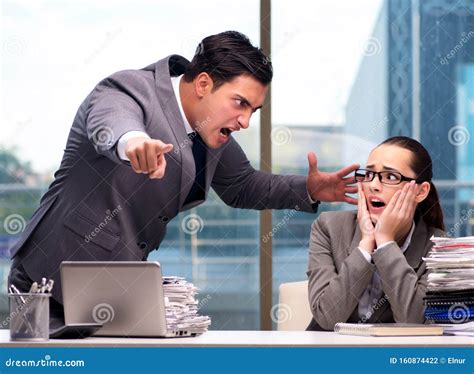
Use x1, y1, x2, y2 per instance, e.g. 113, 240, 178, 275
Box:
272, 0, 474, 327
270, 0, 385, 327
2, 0, 473, 330
1, 0, 261, 329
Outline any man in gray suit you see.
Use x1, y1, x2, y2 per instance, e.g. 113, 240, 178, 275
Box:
9, 31, 358, 326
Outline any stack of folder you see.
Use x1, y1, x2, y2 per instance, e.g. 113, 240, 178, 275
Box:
422, 236, 474, 334
162, 276, 211, 335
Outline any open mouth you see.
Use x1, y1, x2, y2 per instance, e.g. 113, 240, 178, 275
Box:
370, 198, 386, 209
219, 128, 236, 139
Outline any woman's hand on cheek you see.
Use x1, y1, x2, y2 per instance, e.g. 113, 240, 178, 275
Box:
357, 183, 376, 253
374, 180, 417, 246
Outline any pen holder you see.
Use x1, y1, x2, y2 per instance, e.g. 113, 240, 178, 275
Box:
8, 293, 51, 341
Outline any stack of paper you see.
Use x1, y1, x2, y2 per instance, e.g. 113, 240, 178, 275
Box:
422, 236, 474, 333
439, 321, 474, 336
162, 276, 211, 335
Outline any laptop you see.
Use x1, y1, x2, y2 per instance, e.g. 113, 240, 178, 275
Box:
60, 261, 193, 337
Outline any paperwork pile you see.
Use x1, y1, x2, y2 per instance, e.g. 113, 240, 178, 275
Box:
439, 321, 474, 337
422, 236, 474, 333
162, 276, 211, 335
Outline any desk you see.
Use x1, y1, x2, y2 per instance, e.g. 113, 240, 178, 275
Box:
0, 329, 472, 347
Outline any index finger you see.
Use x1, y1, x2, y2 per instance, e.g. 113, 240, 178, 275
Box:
152, 140, 174, 154
401, 180, 417, 212
385, 189, 402, 214
357, 182, 365, 207
344, 195, 358, 205
336, 163, 360, 178
342, 176, 357, 185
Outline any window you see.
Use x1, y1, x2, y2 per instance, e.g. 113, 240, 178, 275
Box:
271, 0, 474, 328
1, 0, 261, 330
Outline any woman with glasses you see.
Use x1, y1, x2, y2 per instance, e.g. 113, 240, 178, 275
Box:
306, 136, 445, 331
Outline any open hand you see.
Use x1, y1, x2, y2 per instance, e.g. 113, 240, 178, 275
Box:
374, 180, 417, 246
306, 152, 359, 204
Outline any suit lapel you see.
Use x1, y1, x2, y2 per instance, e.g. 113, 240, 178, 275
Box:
404, 219, 429, 270
368, 219, 429, 323
153, 55, 195, 209
151, 55, 227, 210
348, 217, 362, 256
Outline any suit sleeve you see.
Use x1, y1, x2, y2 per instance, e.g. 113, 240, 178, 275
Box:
211, 137, 316, 213
307, 213, 375, 330
372, 242, 429, 323
84, 70, 156, 164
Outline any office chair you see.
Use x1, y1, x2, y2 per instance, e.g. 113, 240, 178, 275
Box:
276, 280, 312, 331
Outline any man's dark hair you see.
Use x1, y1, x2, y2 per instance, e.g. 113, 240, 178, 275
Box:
183, 31, 273, 90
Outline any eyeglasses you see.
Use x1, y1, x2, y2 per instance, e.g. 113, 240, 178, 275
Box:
354, 168, 418, 185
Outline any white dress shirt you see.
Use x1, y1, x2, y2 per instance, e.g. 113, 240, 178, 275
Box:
116, 75, 191, 161
115, 75, 318, 204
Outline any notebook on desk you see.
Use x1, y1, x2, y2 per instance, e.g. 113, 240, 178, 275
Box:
334, 323, 444, 336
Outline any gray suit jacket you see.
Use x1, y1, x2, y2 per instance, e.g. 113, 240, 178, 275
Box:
306, 210, 444, 331
10, 55, 316, 303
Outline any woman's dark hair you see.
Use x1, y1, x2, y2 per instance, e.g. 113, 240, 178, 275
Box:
378, 136, 445, 231
183, 31, 273, 90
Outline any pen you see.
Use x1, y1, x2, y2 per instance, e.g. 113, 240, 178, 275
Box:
29, 282, 38, 293
44, 279, 54, 293
9, 284, 26, 304
9, 283, 35, 335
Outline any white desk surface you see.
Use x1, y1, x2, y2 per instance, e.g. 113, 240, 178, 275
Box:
0, 329, 472, 347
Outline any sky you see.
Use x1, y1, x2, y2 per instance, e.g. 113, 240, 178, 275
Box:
1, 0, 382, 173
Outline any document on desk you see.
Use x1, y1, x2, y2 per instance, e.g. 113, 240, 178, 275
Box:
163, 276, 211, 335
422, 236, 474, 330
423, 236, 474, 288
439, 321, 474, 336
